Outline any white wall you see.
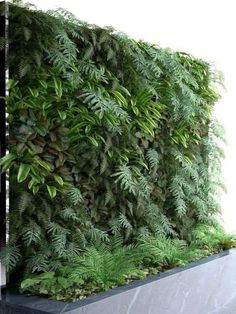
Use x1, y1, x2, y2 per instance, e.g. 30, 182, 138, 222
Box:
23, 0, 236, 232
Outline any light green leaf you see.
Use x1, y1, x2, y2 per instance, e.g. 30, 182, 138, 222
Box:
54, 78, 63, 98
0, 153, 16, 172
17, 164, 31, 183
88, 136, 99, 147
32, 186, 39, 194
54, 175, 64, 186
35, 159, 51, 172
28, 178, 38, 189
0, 153, 16, 165
21, 278, 41, 290
58, 110, 67, 120
47, 185, 57, 198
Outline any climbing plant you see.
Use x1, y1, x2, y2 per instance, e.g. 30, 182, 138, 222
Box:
0, 2, 225, 278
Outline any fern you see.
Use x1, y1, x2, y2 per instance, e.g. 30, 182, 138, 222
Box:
137, 174, 152, 199
77, 60, 108, 82
139, 235, 188, 268
69, 242, 144, 290
189, 224, 236, 252
79, 87, 129, 121
146, 149, 160, 169
21, 221, 42, 246
17, 191, 33, 214
86, 226, 109, 243
0, 245, 21, 272
112, 165, 137, 195
144, 204, 176, 237
66, 187, 83, 205
61, 207, 80, 222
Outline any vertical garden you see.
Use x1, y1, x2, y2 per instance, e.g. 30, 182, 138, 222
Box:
0, 1, 235, 302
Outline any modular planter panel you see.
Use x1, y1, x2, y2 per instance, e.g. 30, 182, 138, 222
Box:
1, 249, 236, 314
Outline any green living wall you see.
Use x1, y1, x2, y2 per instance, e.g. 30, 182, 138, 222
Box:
0, 2, 229, 298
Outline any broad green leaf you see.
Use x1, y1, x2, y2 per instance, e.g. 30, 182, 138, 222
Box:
0, 153, 16, 165
34, 126, 47, 137
54, 175, 64, 186
35, 159, 51, 172
32, 186, 39, 194
47, 185, 57, 198
17, 164, 31, 183
0, 153, 17, 172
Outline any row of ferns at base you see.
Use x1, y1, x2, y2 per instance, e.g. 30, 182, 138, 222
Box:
0, 1, 235, 301
19, 226, 236, 301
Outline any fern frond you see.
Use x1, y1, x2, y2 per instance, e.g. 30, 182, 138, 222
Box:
146, 149, 160, 168
112, 165, 137, 194
0, 245, 21, 271
66, 187, 83, 205
21, 221, 42, 246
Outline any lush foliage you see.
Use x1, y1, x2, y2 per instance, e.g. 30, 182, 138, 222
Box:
0, 1, 232, 302
19, 225, 236, 301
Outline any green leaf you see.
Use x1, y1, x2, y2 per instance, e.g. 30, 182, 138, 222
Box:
57, 277, 69, 289
0, 153, 16, 165
37, 272, 55, 280
39, 80, 47, 89
54, 78, 63, 98
112, 91, 128, 108
0, 153, 17, 172
32, 186, 39, 194
54, 175, 64, 186
35, 159, 51, 172
17, 164, 31, 183
7, 79, 18, 89
47, 185, 57, 198
0, 245, 21, 272
34, 126, 47, 136
70, 122, 87, 132
87, 136, 99, 147
21, 278, 41, 290
28, 87, 39, 98
58, 110, 67, 120
28, 178, 38, 189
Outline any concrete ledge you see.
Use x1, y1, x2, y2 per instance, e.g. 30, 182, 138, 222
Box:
1, 250, 236, 314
